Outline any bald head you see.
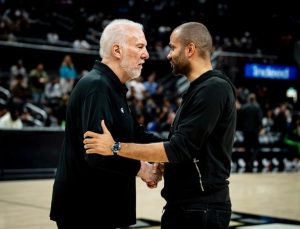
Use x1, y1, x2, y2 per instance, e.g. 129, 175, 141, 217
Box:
173, 22, 213, 58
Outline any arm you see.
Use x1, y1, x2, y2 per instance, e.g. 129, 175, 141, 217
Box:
121, 142, 168, 162
84, 120, 169, 162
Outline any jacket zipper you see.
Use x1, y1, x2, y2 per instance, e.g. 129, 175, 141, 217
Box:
193, 158, 204, 191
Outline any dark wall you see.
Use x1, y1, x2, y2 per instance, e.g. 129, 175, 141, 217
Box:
0, 128, 64, 180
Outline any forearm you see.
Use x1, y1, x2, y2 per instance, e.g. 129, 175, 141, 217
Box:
83, 121, 169, 162
119, 142, 169, 162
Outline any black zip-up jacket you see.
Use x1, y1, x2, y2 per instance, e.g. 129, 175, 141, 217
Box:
162, 70, 236, 205
50, 61, 162, 227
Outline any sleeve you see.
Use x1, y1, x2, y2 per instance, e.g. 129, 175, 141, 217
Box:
163, 82, 227, 162
82, 90, 141, 176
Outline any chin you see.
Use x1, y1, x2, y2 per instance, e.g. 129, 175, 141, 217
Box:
130, 74, 140, 80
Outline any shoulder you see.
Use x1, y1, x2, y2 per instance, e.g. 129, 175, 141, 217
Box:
208, 71, 235, 95
200, 77, 228, 95
74, 70, 110, 94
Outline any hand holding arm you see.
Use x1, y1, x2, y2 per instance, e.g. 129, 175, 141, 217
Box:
83, 120, 114, 156
84, 120, 169, 162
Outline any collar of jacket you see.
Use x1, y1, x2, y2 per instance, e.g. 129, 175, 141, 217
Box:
181, 69, 214, 98
93, 60, 128, 95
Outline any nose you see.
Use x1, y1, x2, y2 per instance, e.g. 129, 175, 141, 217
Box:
142, 48, 149, 60
167, 52, 171, 60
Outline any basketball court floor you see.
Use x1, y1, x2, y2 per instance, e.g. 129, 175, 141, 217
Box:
0, 172, 299, 229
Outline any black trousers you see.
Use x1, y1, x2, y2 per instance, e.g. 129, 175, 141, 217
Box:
161, 201, 231, 229
243, 131, 259, 170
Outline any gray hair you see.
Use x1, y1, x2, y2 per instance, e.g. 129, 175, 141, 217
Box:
99, 19, 144, 59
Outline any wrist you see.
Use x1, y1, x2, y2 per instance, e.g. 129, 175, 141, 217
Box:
111, 142, 121, 156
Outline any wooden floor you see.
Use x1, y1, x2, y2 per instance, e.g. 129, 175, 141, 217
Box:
0, 172, 299, 229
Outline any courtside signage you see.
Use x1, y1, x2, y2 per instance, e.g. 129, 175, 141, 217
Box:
244, 63, 298, 80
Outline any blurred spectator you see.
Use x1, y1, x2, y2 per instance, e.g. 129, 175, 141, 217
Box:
126, 77, 145, 101
29, 63, 49, 105
146, 119, 158, 133
284, 117, 300, 159
10, 59, 27, 89
44, 75, 66, 127
153, 41, 169, 60
286, 87, 298, 104
239, 93, 263, 171
0, 100, 23, 129
10, 73, 31, 104
236, 86, 250, 105
273, 102, 292, 135
45, 75, 64, 101
135, 113, 145, 125
59, 54, 77, 95
152, 84, 164, 107
143, 71, 158, 96
157, 97, 173, 132
261, 109, 275, 134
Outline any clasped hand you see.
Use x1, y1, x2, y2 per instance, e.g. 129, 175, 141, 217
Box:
138, 162, 164, 188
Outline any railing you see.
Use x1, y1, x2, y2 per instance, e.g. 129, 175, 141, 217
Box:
0, 40, 99, 55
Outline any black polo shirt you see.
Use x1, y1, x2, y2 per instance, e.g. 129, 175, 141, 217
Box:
50, 61, 161, 227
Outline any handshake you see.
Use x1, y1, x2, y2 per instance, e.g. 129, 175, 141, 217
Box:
137, 162, 164, 189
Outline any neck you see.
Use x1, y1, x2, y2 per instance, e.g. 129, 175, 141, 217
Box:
187, 65, 212, 82
186, 57, 212, 82
102, 59, 129, 84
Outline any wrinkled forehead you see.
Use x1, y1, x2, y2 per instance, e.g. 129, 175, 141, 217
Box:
126, 28, 147, 45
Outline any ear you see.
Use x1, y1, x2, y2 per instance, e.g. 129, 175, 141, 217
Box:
112, 43, 122, 59
185, 43, 196, 57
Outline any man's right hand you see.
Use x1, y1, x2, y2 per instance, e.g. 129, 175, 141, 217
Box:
137, 162, 163, 189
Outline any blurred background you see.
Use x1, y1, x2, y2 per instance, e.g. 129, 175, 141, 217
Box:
0, 0, 300, 177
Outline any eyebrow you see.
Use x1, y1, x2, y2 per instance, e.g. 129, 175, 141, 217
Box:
169, 44, 175, 48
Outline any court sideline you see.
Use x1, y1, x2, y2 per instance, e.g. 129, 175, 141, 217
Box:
0, 172, 299, 228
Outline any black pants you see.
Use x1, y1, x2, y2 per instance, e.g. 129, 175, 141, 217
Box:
161, 201, 231, 229
243, 132, 259, 170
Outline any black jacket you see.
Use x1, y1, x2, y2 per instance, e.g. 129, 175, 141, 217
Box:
50, 61, 161, 227
239, 102, 263, 134
162, 70, 236, 204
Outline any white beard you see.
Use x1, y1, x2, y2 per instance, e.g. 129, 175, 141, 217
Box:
120, 58, 142, 80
